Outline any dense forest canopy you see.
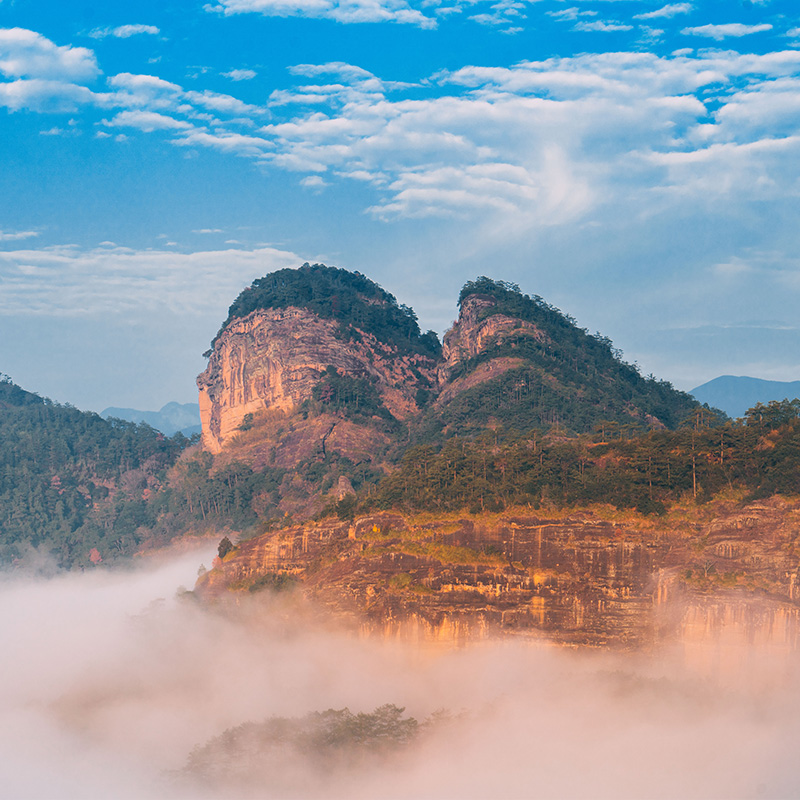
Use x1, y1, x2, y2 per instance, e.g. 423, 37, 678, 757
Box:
0, 376, 195, 568
213, 263, 441, 358
374, 400, 800, 516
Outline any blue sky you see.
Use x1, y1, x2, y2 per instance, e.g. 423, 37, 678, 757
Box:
0, 0, 798, 411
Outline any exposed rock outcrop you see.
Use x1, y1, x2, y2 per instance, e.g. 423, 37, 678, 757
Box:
197, 307, 436, 453
438, 294, 547, 386
197, 497, 800, 651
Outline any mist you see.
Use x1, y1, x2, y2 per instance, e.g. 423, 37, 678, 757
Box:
2, 549, 800, 800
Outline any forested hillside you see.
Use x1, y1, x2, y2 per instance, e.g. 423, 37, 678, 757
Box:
419, 278, 701, 441
374, 401, 800, 516
0, 375, 193, 568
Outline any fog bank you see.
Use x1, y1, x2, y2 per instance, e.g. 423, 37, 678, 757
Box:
2, 550, 800, 799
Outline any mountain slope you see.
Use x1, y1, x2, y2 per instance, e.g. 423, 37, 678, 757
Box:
0, 375, 192, 568
423, 277, 700, 440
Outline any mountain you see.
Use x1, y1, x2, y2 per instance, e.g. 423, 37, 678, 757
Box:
101, 401, 201, 437
0, 375, 192, 568
193, 266, 702, 520
197, 263, 439, 455
690, 375, 800, 420
192, 264, 441, 518
199, 270, 698, 454
423, 277, 699, 439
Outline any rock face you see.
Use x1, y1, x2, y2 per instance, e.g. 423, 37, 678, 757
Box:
198, 497, 800, 651
438, 294, 547, 384
195, 292, 513, 454
197, 271, 700, 454
197, 307, 436, 453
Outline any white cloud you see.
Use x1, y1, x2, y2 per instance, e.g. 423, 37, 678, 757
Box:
682, 23, 773, 40
105, 72, 265, 123
207, 0, 437, 27
185, 88, 263, 116
5, 34, 800, 246
574, 20, 634, 32
175, 130, 274, 158
89, 24, 161, 39
300, 174, 328, 188
0, 28, 99, 81
547, 8, 597, 21
245, 50, 800, 227
634, 3, 691, 19
0, 230, 38, 242
709, 77, 800, 141
108, 71, 182, 95
0, 78, 102, 112
0, 244, 301, 316
290, 62, 376, 81
468, 0, 526, 30
114, 24, 161, 37
223, 68, 257, 81
103, 110, 194, 132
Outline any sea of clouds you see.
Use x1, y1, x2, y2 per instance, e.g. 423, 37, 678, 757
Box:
2, 546, 800, 799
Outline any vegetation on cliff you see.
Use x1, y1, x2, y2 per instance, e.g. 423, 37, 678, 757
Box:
307, 366, 397, 428
423, 277, 701, 440
375, 401, 800, 515
211, 263, 441, 358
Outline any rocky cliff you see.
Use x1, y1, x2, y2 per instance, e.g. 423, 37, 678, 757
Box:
197, 496, 800, 652
197, 269, 699, 456
437, 293, 547, 390
197, 306, 436, 453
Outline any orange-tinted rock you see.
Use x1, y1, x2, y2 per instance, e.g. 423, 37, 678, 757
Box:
438, 294, 548, 386
197, 499, 800, 651
197, 307, 436, 453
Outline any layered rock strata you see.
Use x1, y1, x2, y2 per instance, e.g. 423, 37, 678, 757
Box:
438, 294, 547, 387
198, 497, 800, 652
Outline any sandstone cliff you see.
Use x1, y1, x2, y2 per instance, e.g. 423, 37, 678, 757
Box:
197, 270, 699, 458
197, 306, 436, 453
438, 293, 547, 389
197, 496, 800, 652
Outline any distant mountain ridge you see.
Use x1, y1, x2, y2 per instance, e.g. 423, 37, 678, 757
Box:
101, 402, 201, 437
690, 376, 800, 419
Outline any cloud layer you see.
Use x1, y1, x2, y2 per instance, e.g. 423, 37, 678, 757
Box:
3, 551, 800, 799
3, 28, 799, 233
